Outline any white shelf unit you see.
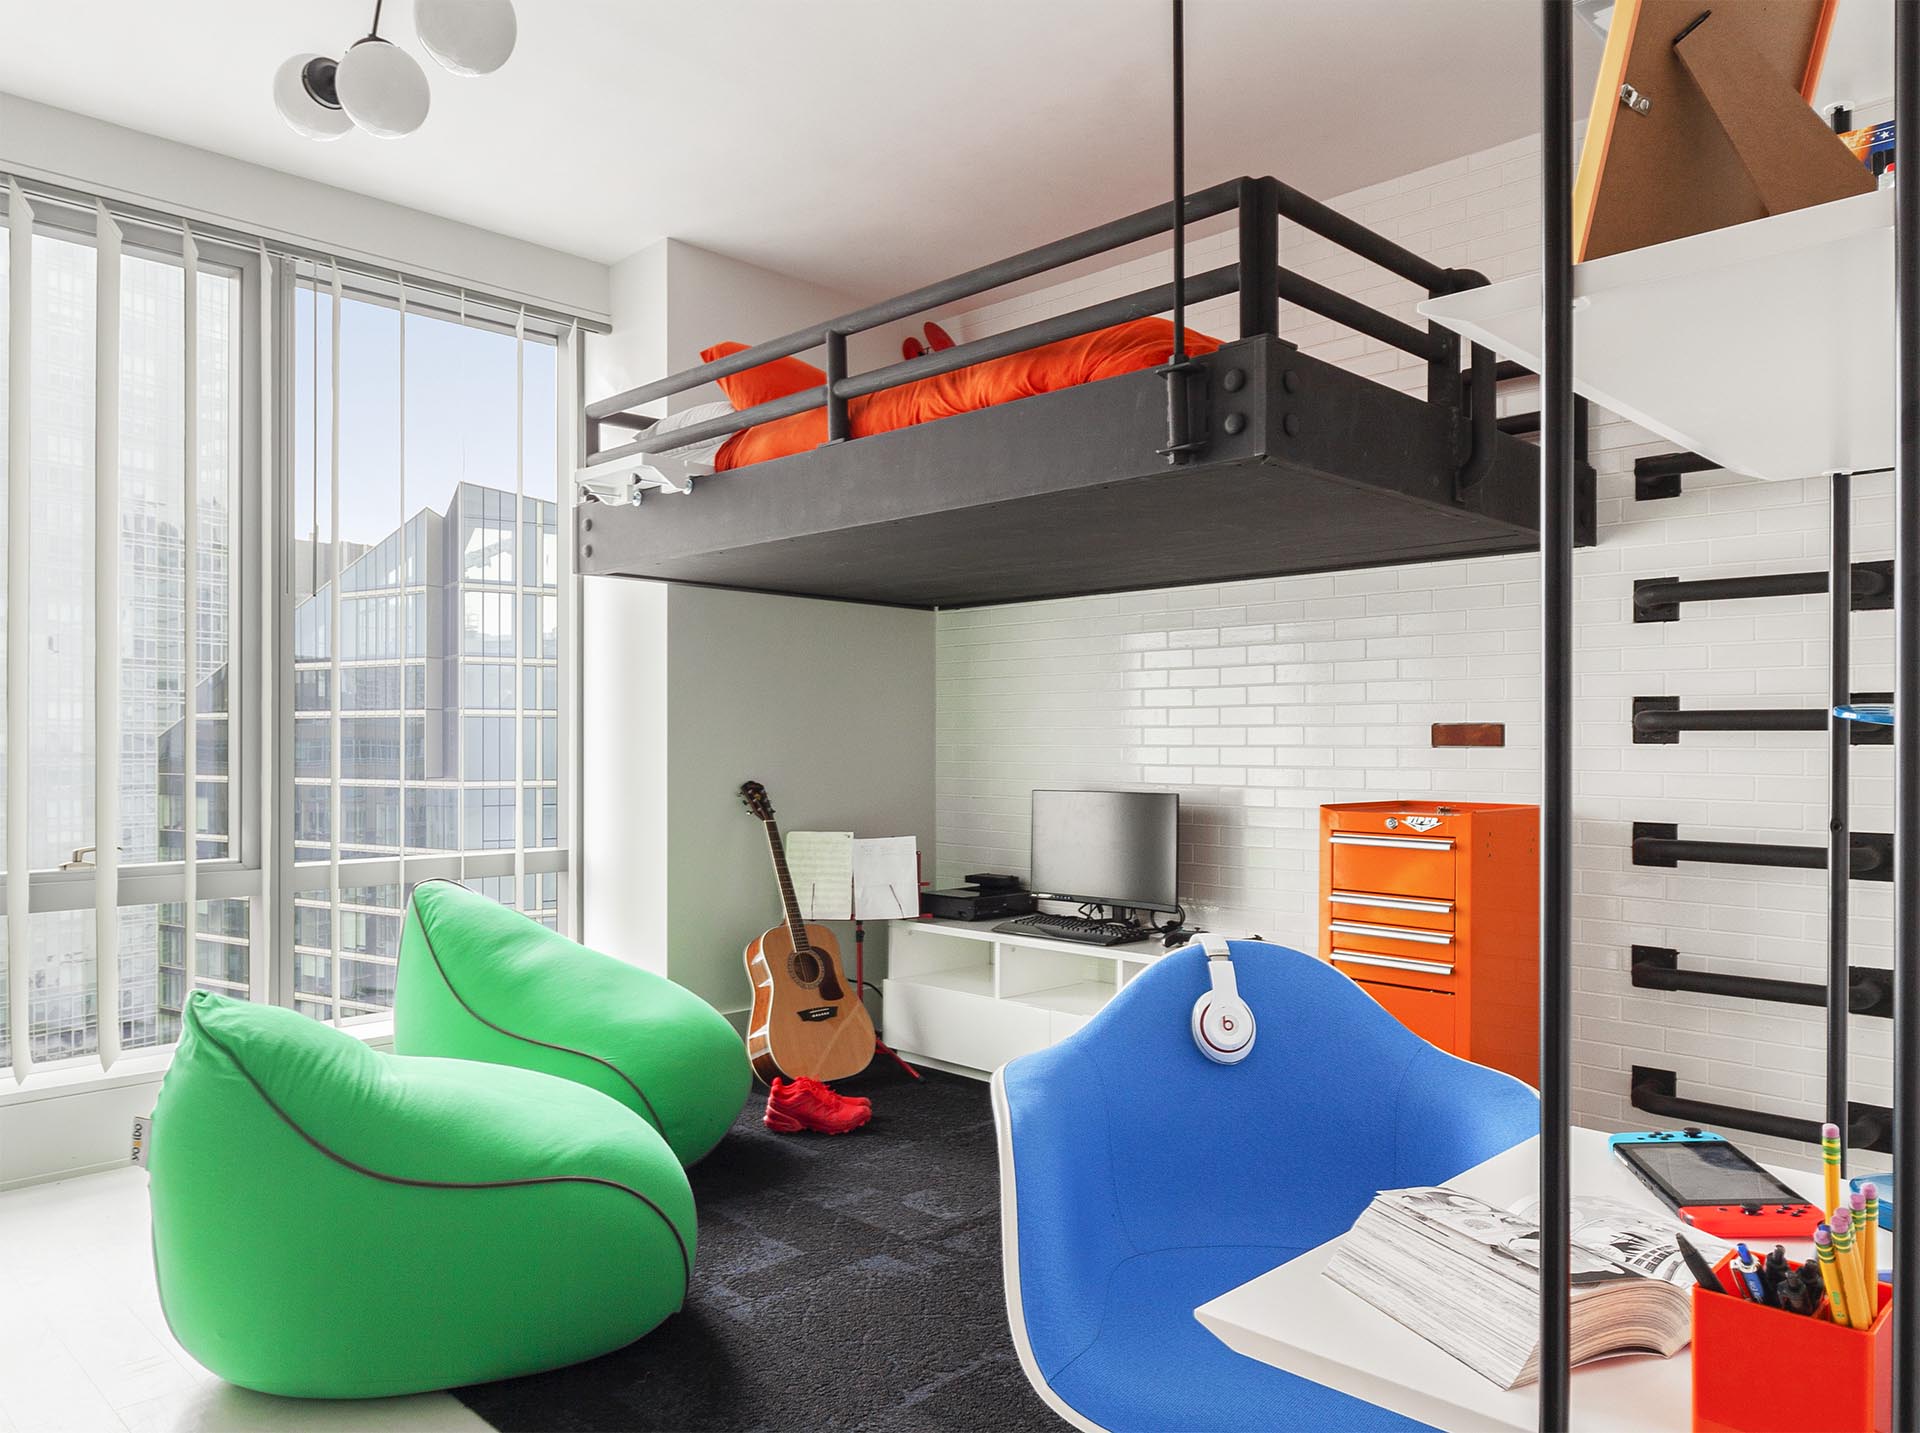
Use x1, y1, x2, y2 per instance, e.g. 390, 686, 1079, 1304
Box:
881, 918, 1167, 1078
1418, 189, 1895, 485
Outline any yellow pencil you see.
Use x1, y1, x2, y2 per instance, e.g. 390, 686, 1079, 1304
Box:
1862, 1183, 1881, 1293
1833, 1210, 1873, 1330
1822, 1122, 1843, 1224
1816, 1225, 1850, 1327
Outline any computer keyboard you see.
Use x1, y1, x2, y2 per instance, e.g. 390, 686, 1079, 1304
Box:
993, 913, 1143, 947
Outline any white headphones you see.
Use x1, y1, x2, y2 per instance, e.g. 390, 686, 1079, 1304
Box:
1189, 932, 1256, 1064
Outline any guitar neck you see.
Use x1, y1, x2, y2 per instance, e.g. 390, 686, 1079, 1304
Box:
762, 820, 811, 949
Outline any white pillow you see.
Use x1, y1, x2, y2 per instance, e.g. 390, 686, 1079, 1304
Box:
647, 400, 737, 477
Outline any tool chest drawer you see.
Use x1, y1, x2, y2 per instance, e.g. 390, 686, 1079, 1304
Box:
1326, 831, 1454, 901
1320, 800, 1539, 1084
1325, 888, 1455, 932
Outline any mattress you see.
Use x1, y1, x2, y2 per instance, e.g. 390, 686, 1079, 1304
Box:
714, 316, 1222, 472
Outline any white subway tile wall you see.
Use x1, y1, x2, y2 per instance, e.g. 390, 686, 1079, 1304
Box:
935, 137, 1893, 1169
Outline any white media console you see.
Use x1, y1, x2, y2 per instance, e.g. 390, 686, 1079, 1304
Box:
881, 917, 1169, 1078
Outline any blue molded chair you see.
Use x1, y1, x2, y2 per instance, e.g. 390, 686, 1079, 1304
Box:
992, 941, 1537, 1432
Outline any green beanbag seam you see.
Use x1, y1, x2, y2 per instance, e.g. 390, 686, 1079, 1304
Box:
184, 1014, 691, 1291
406, 881, 669, 1134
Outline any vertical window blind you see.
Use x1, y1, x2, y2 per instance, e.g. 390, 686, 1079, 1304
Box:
1, 173, 587, 1079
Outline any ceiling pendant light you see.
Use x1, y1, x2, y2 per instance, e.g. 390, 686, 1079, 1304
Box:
415, 0, 518, 77
272, 52, 353, 140
336, 34, 432, 138
277, 0, 515, 142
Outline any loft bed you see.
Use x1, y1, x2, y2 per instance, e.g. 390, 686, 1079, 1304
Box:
576, 175, 1594, 609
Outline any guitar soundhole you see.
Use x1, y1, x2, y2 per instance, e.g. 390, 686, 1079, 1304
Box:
788, 947, 824, 986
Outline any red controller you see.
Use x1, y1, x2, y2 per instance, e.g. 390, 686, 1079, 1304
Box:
1678, 1201, 1827, 1240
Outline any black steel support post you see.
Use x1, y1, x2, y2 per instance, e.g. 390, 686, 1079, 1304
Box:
824, 331, 850, 443
1236, 176, 1279, 340
1828, 472, 1852, 1158
1894, 1, 1919, 1423
1159, 0, 1202, 466
1538, 2, 1574, 1426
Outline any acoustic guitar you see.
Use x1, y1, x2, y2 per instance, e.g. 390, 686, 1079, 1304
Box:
738, 780, 876, 1084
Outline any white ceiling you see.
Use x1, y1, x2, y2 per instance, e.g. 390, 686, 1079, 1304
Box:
0, 1, 1890, 301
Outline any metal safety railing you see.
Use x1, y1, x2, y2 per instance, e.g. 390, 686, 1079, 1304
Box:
580, 174, 1502, 492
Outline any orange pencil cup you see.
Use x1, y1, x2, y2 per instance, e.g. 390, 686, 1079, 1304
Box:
1693, 1253, 1892, 1432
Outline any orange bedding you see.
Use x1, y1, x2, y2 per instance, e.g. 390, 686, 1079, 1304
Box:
707, 317, 1222, 472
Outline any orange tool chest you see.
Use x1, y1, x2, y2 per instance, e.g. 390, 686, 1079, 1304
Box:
1319, 800, 1539, 1084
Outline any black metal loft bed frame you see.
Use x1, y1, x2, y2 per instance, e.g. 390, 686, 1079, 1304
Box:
576, 175, 1592, 609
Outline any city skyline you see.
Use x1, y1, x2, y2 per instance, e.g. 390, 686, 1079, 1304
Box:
2, 237, 563, 1068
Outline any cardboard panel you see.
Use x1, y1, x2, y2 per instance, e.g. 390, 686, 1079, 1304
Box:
1573, 0, 1867, 261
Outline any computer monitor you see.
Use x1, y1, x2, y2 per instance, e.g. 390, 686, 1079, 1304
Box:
1029, 789, 1179, 913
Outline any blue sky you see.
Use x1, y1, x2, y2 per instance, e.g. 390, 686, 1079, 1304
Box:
293, 288, 558, 556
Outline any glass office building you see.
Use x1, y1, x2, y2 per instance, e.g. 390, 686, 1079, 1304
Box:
149, 481, 561, 1034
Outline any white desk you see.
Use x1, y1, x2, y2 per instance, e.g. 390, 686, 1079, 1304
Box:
882, 918, 1170, 1078
1195, 1131, 1861, 1433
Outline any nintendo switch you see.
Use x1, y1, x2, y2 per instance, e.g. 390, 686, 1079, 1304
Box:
1609, 1129, 1825, 1239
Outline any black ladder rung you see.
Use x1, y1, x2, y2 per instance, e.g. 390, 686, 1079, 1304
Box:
1631, 1066, 1892, 1153
1630, 945, 1894, 1018
1633, 561, 1894, 622
1634, 450, 1721, 500
1631, 821, 1893, 880
1632, 694, 1894, 744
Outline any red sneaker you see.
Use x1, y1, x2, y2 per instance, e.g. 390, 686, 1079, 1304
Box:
764, 1076, 873, 1135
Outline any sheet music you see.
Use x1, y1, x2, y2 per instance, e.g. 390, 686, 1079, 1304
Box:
853, 836, 919, 919
784, 831, 853, 921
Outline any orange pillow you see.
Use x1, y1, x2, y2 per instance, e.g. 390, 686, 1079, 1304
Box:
701, 341, 825, 412
711, 317, 1221, 471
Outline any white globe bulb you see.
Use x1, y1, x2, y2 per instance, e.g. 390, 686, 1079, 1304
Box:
415, 0, 517, 76
272, 53, 352, 140
336, 37, 431, 139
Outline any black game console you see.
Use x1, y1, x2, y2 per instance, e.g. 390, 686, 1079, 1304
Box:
921, 883, 1037, 921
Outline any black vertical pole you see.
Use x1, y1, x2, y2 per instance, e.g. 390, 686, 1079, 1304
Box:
1828, 471, 1851, 1149
1893, 2, 1919, 1426
1170, 0, 1186, 367
1161, 0, 1196, 466
1538, 2, 1574, 1429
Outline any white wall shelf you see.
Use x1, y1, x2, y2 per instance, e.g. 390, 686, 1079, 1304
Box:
881, 918, 1167, 1078
1420, 189, 1894, 485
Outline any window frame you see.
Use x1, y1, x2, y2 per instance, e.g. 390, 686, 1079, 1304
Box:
1, 191, 269, 1078
270, 265, 577, 1030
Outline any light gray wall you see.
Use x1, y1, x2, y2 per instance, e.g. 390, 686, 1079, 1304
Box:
0, 92, 610, 321
664, 586, 934, 1015
581, 576, 671, 975
582, 581, 935, 1019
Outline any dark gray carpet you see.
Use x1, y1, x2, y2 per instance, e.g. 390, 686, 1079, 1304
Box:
455, 1066, 1060, 1433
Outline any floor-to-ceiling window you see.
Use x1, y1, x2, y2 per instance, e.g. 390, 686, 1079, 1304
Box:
1, 188, 261, 1075
285, 269, 570, 1027
1, 181, 578, 1080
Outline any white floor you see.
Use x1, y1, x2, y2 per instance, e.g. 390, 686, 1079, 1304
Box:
0, 1167, 490, 1433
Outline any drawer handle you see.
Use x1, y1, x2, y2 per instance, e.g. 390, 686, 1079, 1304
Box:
1329, 920, 1452, 946
1330, 833, 1454, 851
1330, 949, 1455, 977
1328, 890, 1453, 914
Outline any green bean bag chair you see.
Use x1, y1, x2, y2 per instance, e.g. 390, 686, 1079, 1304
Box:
395, 880, 750, 1166
149, 992, 694, 1398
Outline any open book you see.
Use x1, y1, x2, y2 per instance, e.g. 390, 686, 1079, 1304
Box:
1323, 1187, 1726, 1391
